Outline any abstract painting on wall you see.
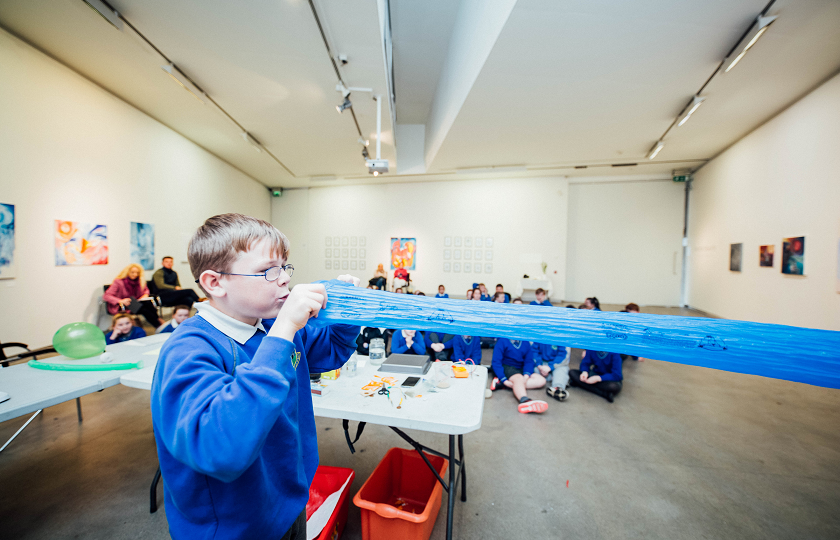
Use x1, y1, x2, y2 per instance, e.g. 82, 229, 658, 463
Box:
390, 237, 416, 270
781, 236, 805, 275
759, 245, 774, 267
729, 243, 742, 272
55, 220, 108, 266
130, 222, 155, 270
0, 203, 15, 279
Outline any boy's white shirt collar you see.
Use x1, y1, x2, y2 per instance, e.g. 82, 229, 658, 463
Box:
195, 302, 266, 344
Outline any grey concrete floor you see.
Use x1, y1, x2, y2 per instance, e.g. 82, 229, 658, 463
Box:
2, 312, 840, 539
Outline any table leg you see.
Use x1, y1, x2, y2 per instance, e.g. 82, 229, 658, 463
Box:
76, 398, 83, 422
150, 466, 162, 513
446, 435, 455, 540
458, 434, 466, 502
0, 410, 41, 453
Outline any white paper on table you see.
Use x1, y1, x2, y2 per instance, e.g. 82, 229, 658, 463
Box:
306, 474, 353, 540
143, 347, 163, 356
357, 360, 367, 368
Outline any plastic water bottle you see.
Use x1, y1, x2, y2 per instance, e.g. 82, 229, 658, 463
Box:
369, 338, 385, 365
344, 356, 358, 377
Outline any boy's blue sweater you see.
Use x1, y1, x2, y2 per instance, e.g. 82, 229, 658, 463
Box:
529, 299, 553, 307
531, 343, 568, 368
492, 338, 535, 382
580, 350, 623, 382
158, 321, 177, 334
391, 331, 426, 355
150, 315, 357, 540
480, 293, 492, 301
435, 293, 449, 298
104, 325, 146, 344
452, 335, 482, 362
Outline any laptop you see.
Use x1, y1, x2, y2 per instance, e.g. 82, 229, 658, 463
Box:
377, 354, 432, 375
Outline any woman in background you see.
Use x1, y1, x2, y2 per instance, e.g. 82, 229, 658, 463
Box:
368, 264, 388, 290
103, 263, 163, 328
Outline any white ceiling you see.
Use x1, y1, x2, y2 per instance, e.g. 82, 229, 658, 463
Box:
1, 0, 839, 187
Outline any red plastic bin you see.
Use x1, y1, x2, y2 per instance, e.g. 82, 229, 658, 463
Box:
307, 466, 355, 540
352, 448, 448, 540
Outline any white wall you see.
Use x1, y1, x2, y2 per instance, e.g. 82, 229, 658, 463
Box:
566, 179, 686, 306
687, 72, 840, 330
271, 177, 569, 299
0, 29, 270, 346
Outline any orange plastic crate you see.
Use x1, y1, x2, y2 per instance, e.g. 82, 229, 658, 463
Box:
353, 448, 448, 540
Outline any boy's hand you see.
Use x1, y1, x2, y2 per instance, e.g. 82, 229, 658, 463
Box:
270, 284, 327, 342
336, 274, 360, 286
430, 343, 445, 352
537, 364, 551, 376
580, 371, 589, 383
586, 375, 602, 384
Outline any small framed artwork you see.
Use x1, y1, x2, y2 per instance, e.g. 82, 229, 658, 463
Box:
333, 236, 340, 246
464, 250, 471, 260
475, 237, 483, 247
465, 237, 473, 248
781, 236, 805, 275
325, 237, 332, 246
360, 260, 366, 271
464, 262, 472, 273
444, 262, 451, 273
359, 248, 366, 258
351, 236, 357, 246
444, 236, 452, 247
454, 236, 462, 247
485, 263, 493, 273
474, 263, 482, 274
759, 245, 774, 267
342, 248, 349, 258
325, 260, 332, 270
730, 243, 742, 272
474, 250, 482, 260
453, 262, 461, 273
486, 237, 493, 247
359, 237, 366, 246
333, 259, 340, 268
443, 249, 451, 260
350, 261, 357, 270
342, 260, 349, 270
325, 248, 332, 258
454, 249, 462, 260
485, 250, 493, 260
350, 248, 357, 258
342, 236, 349, 246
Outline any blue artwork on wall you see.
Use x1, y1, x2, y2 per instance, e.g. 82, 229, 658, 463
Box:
0, 203, 14, 279
130, 222, 155, 270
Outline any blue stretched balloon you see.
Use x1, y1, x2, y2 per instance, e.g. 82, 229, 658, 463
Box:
310, 280, 840, 389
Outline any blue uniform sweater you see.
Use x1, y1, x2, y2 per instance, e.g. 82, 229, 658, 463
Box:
435, 293, 449, 298
580, 350, 623, 382
529, 299, 553, 307
150, 315, 357, 540
104, 325, 146, 344
391, 331, 426, 355
492, 338, 535, 382
157, 321, 177, 334
452, 335, 482, 362
480, 293, 493, 301
531, 342, 568, 368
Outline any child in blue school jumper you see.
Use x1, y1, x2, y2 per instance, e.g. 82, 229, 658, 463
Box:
529, 288, 553, 307
435, 284, 449, 298
532, 342, 571, 402
569, 350, 623, 403
155, 305, 191, 334
477, 283, 493, 301
391, 329, 426, 354
431, 334, 482, 363
150, 214, 359, 540
490, 337, 549, 414
104, 313, 146, 344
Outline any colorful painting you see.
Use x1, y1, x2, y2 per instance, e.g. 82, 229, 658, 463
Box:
729, 243, 742, 272
130, 222, 155, 270
390, 237, 416, 270
0, 203, 15, 279
55, 220, 108, 266
781, 236, 805, 275
759, 245, 774, 267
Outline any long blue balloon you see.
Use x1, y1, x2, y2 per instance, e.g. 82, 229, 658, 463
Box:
310, 281, 840, 389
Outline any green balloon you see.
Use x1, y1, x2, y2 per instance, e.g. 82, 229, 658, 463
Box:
53, 322, 107, 359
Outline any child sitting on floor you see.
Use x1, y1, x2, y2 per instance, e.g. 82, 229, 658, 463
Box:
570, 350, 623, 403
105, 313, 146, 344
530, 288, 553, 307
533, 343, 571, 401
391, 329, 426, 355
435, 285, 449, 299
156, 305, 192, 334
490, 337, 548, 414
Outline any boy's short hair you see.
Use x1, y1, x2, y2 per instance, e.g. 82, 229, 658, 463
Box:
512, 297, 523, 304
493, 292, 505, 300
535, 288, 545, 295
173, 305, 191, 314
188, 213, 289, 293
625, 303, 640, 312
162, 256, 173, 261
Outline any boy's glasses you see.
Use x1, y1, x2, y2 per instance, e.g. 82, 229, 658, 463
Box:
197, 264, 294, 283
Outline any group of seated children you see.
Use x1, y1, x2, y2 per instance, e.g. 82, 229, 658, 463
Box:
104, 305, 193, 344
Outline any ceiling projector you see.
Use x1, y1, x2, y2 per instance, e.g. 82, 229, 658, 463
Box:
366, 159, 389, 176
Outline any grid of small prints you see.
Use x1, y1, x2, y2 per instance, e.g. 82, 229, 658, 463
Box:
324, 236, 366, 272
442, 236, 493, 274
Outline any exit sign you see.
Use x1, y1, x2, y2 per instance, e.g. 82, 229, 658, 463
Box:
673, 175, 690, 183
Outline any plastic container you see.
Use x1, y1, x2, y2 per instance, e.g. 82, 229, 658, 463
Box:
353, 448, 448, 540
369, 338, 386, 365
307, 466, 355, 540
343, 356, 358, 378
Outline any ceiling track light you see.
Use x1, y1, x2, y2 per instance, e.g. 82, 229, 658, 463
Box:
647, 141, 665, 160
82, 0, 123, 31
242, 132, 262, 153
161, 63, 205, 104
336, 97, 352, 114
724, 14, 777, 73
677, 95, 706, 127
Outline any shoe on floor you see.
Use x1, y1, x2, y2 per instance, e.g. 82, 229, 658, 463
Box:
490, 377, 508, 391
518, 399, 548, 414
606, 392, 615, 403
546, 386, 568, 401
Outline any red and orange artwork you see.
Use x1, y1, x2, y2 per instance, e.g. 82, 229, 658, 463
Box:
55, 220, 108, 266
390, 238, 416, 270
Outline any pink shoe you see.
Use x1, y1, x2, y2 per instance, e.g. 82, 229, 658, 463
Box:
518, 400, 548, 414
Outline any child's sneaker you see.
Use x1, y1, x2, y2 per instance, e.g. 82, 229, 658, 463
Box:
546, 386, 568, 402
490, 377, 504, 391
517, 399, 548, 414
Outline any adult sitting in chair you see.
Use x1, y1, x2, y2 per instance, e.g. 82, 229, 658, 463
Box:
368, 264, 388, 290
152, 256, 200, 308
104, 264, 163, 328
